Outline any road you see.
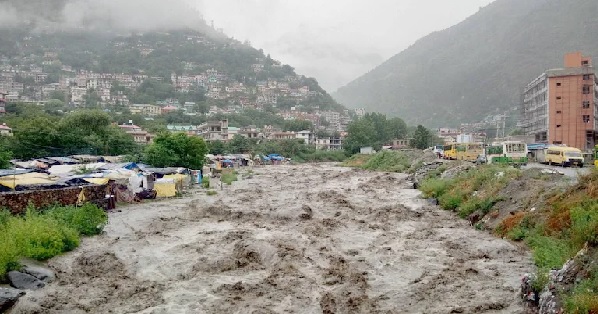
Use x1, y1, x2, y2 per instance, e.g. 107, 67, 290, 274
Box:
522, 162, 591, 178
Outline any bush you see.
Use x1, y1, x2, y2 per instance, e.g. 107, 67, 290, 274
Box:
10, 210, 80, 260
0, 230, 20, 278
570, 202, 598, 248
201, 176, 210, 189
206, 190, 218, 196
361, 151, 411, 172
458, 197, 499, 218
419, 178, 451, 198
221, 170, 238, 185
526, 234, 573, 270
0, 203, 108, 278
439, 192, 465, 211
46, 203, 108, 236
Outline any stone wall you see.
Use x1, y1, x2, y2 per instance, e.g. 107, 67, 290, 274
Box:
0, 185, 108, 214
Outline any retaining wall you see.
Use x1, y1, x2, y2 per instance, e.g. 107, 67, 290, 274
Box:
0, 185, 108, 214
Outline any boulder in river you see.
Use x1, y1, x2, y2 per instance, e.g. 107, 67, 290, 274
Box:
0, 287, 25, 312
8, 271, 46, 290
22, 266, 56, 283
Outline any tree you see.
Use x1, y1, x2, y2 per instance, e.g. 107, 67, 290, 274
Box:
283, 119, 313, 132
209, 140, 226, 155
143, 133, 208, 169
344, 118, 378, 154
411, 125, 432, 149
0, 139, 12, 169
227, 134, 250, 153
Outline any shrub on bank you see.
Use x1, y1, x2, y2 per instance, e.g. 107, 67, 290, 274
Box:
221, 170, 238, 185
295, 150, 347, 163
0, 204, 108, 278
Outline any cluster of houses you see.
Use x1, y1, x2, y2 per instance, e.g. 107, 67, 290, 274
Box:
119, 119, 346, 150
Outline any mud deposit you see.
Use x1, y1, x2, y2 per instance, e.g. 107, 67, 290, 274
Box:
11, 164, 532, 314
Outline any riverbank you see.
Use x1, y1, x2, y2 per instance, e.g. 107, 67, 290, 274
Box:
417, 161, 598, 313
10, 164, 531, 313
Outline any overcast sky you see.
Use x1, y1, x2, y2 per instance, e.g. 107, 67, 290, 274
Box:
195, 0, 495, 91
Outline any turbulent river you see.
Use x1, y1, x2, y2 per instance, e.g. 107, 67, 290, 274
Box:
11, 164, 532, 314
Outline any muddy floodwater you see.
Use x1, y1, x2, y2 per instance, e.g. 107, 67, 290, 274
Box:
11, 164, 532, 314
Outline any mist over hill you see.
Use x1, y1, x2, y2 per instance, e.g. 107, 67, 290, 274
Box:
334, 0, 598, 127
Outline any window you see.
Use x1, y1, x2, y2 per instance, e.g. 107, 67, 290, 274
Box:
583, 85, 591, 94
583, 74, 591, 80
556, 96, 562, 100
582, 60, 589, 66
556, 82, 562, 87
583, 101, 591, 109
556, 124, 562, 128
556, 110, 562, 114
583, 115, 590, 123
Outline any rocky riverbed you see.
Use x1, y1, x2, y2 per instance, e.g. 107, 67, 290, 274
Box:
9, 164, 532, 313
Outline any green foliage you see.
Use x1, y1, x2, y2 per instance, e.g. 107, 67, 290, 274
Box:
0, 146, 12, 169
458, 197, 499, 218
221, 170, 238, 185
359, 150, 411, 173
46, 203, 108, 236
201, 176, 210, 189
294, 150, 347, 163
344, 113, 408, 154
10, 208, 80, 260
526, 234, 574, 270
283, 119, 313, 132
411, 125, 432, 149
4, 109, 139, 159
0, 204, 108, 277
419, 178, 452, 199
227, 134, 251, 154
144, 132, 208, 169
570, 202, 598, 248
209, 140, 227, 155
206, 190, 218, 196
565, 268, 598, 314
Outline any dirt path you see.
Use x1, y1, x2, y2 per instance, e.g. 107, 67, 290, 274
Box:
10, 164, 532, 314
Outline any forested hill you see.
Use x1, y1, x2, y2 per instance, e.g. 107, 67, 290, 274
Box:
0, 27, 342, 112
334, 0, 598, 127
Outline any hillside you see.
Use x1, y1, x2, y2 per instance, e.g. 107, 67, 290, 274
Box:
0, 26, 342, 113
334, 0, 598, 127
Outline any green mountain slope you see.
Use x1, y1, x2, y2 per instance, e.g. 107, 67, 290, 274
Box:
0, 27, 342, 112
334, 0, 598, 126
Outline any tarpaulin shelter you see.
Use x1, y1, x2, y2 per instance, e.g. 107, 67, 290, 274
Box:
0, 173, 57, 190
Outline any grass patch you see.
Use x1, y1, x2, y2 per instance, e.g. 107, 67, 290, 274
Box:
342, 154, 373, 168
295, 150, 347, 163
221, 170, 238, 185
206, 190, 218, 196
0, 204, 108, 279
342, 151, 413, 172
201, 176, 210, 189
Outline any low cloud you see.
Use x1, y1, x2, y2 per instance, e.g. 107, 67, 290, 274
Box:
0, 0, 205, 33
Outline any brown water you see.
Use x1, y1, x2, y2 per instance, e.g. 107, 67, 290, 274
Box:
11, 164, 532, 314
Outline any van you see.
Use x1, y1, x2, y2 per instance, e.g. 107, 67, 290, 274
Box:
545, 146, 584, 167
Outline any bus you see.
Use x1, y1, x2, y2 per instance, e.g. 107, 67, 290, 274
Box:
443, 144, 457, 160
456, 143, 483, 162
486, 141, 528, 166
543, 146, 584, 167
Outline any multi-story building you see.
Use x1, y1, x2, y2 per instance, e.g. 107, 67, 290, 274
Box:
198, 119, 229, 142
118, 124, 154, 144
0, 92, 6, 115
296, 130, 315, 145
522, 52, 598, 151
128, 104, 162, 116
